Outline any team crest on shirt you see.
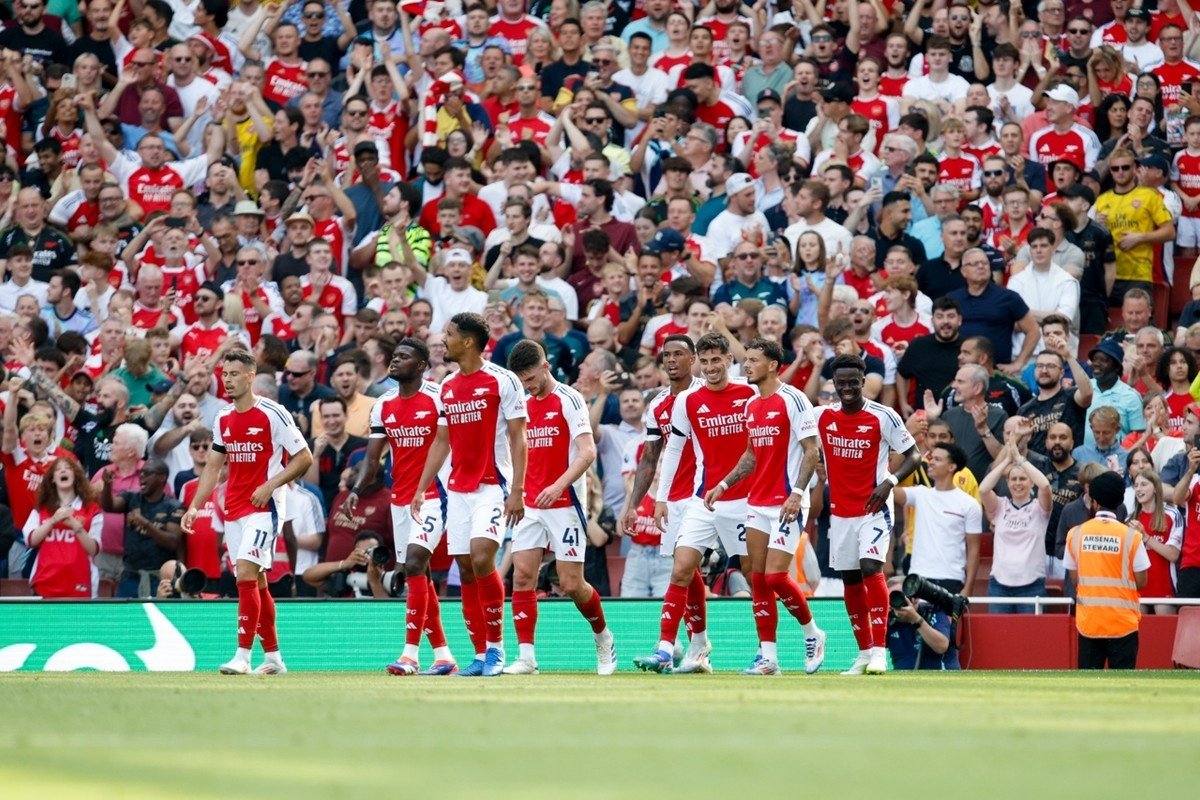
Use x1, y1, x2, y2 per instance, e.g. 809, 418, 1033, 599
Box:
247, 427, 263, 435
473, 387, 489, 396
857, 425, 873, 433
1132, 200, 1142, 209
544, 411, 558, 419
766, 411, 780, 419
412, 411, 430, 419
732, 398, 749, 407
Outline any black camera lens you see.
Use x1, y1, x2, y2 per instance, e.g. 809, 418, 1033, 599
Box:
370, 545, 391, 568
889, 589, 908, 610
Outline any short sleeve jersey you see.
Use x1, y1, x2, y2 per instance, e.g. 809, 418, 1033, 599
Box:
523, 383, 591, 508
813, 401, 915, 518
644, 378, 703, 502
745, 384, 818, 507
110, 152, 209, 216
670, 381, 758, 499
439, 362, 527, 493
212, 397, 308, 521
369, 381, 444, 505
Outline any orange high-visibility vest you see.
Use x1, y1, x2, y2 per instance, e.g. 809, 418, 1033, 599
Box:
1067, 514, 1143, 639
793, 532, 820, 596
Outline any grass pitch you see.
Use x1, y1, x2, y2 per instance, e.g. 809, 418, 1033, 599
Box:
1, 671, 1197, 799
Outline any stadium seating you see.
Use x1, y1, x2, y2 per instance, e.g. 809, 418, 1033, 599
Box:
1076, 334, 1101, 362
1152, 283, 1170, 330
1170, 257, 1196, 319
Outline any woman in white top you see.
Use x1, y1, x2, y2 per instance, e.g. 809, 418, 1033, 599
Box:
979, 440, 1054, 614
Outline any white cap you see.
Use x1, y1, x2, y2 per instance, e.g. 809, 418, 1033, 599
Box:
726, 172, 755, 196
1045, 85, 1080, 109
444, 247, 472, 264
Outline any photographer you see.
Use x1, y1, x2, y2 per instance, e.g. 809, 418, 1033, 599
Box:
302, 531, 393, 599
155, 559, 211, 600
886, 577, 960, 671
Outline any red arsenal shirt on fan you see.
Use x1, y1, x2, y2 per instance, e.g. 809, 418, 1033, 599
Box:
1153, 60, 1200, 107
263, 56, 308, 106
1028, 124, 1101, 171
300, 273, 357, 330
25, 499, 103, 598
812, 401, 915, 518
643, 378, 703, 502
660, 381, 757, 500
937, 152, 981, 199
439, 362, 527, 493
110, 151, 209, 216
181, 479, 225, 580
177, 318, 249, 362
212, 397, 308, 521
1, 445, 77, 536
523, 383, 591, 509
744, 385, 818, 507
489, 14, 545, 66
1172, 148, 1200, 219
48, 190, 100, 233
369, 381, 445, 505
851, 95, 899, 154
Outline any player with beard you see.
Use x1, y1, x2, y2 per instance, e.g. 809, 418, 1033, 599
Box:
813, 354, 921, 675
1017, 333, 1092, 456
410, 312, 528, 678
183, 350, 313, 675
703, 339, 825, 675
345, 338, 457, 676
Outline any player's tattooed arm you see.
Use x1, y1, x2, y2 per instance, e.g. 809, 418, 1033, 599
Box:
621, 436, 662, 533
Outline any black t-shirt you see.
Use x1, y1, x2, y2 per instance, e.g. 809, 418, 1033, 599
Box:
947, 38, 978, 80
1018, 387, 1088, 457
271, 250, 311, 282
70, 36, 119, 80
871, 229, 926, 272
119, 491, 184, 573
1046, 461, 1082, 556
0, 25, 70, 67
540, 58, 591, 102
1066, 222, 1116, 335
71, 406, 142, 477
279, 383, 335, 438
917, 257, 967, 301
783, 97, 817, 135
314, 435, 368, 512
299, 35, 344, 67
484, 236, 544, 272
898, 334, 962, 405
0, 226, 77, 282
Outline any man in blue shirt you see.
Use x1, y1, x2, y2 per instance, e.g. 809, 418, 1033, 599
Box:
712, 240, 787, 309
887, 588, 960, 670
1083, 337, 1146, 446
947, 248, 1040, 371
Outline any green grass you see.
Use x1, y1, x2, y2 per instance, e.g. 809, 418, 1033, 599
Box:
1, 672, 1198, 799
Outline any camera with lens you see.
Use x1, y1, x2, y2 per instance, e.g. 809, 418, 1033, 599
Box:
170, 564, 206, 598
902, 573, 969, 619
327, 545, 405, 598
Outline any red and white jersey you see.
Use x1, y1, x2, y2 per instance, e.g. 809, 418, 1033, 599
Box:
658, 380, 757, 500
220, 282, 283, 345
193, 32, 242, 77
177, 318, 248, 362
1, 445, 76, 535
1029, 124, 1101, 172
110, 151, 209, 215
368, 99, 409, 178
1172, 149, 1200, 219
181, 479, 225, 579
963, 139, 1003, 166
879, 73, 909, 99
732, 128, 806, 177
627, 494, 662, 547
159, 260, 208, 324
312, 216, 350, 273
261, 309, 296, 340
989, 219, 1033, 255
871, 313, 933, 352
812, 401, 915, 518
507, 111, 557, 146
263, 57, 308, 106
745, 384, 817, 507
693, 99, 742, 148
369, 381, 444, 505
0, 83, 25, 154
974, 194, 1005, 241
212, 397, 308, 521
651, 51, 692, 76
330, 135, 392, 175
851, 95, 899, 155
812, 147, 882, 185
45, 126, 82, 168
694, 15, 753, 62
439, 362, 527, 493
523, 383, 591, 509
300, 273, 357, 330
131, 300, 182, 332
937, 151, 982, 197
25, 499, 103, 599
643, 378, 703, 503
1152, 59, 1200, 107
48, 190, 100, 233
1091, 20, 1127, 47
489, 14, 546, 66
640, 315, 689, 354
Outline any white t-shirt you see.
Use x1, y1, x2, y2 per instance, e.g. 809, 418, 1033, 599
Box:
705, 209, 770, 260
905, 73, 970, 106
783, 216, 854, 261
423, 273, 487, 332
987, 82, 1035, 126
904, 485, 983, 583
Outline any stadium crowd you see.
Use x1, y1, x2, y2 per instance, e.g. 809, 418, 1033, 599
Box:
0, 0, 1199, 618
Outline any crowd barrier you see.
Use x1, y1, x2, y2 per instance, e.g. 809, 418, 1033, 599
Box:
0, 598, 1192, 672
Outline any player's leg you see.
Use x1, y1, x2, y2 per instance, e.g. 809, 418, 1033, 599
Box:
505, 513, 546, 674
385, 505, 425, 674
832, 516, 873, 674
744, 518, 778, 674
550, 505, 615, 675
252, 511, 285, 674
467, 484, 508, 676
447, 491, 487, 675
858, 511, 892, 675
763, 545, 825, 673
634, 544, 705, 673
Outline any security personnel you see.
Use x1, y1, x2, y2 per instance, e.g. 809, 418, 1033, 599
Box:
1064, 471, 1151, 670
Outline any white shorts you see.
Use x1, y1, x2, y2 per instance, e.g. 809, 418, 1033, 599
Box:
746, 504, 802, 555
511, 505, 589, 563
1178, 215, 1200, 248
659, 498, 691, 558
445, 484, 506, 556
392, 496, 446, 554
828, 511, 892, 571
675, 498, 748, 557
224, 511, 280, 573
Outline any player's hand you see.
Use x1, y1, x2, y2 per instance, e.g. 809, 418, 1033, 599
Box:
342, 490, 359, 518
653, 500, 669, 532
250, 483, 274, 507
864, 482, 893, 515
181, 507, 197, 534
702, 483, 725, 511
780, 492, 803, 525
503, 493, 525, 527
535, 483, 564, 509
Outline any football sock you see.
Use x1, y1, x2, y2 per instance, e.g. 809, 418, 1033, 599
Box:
657, 581, 689, 653
751, 572, 778, 650
765, 571, 815, 627
479, 569, 506, 649
256, 585, 278, 654
761, 641, 778, 662
843, 580, 872, 652
685, 568, 707, 635
864, 572, 890, 649
574, 587, 606, 634
424, 584, 449, 650
460, 579, 487, 658
235, 580, 260, 650
405, 574, 429, 649
512, 589, 538, 646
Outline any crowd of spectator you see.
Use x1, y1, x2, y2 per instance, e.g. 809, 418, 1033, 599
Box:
0, 0, 1199, 610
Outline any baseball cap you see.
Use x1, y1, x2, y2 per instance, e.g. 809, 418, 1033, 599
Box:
645, 228, 686, 254
444, 247, 472, 265
820, 80, 855, 104
1138, 152, 1170, 173
353, 140, 379, 157
726, 172, 755, 196
1125, 7, 1150, 21
1045, 85, 1080, 108
757, 88, 783, 106
1048, 158, 1081, 174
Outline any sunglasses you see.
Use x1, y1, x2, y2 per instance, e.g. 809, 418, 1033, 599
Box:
983, 170, 1005, 177
949, 14, 970, 20
735, 252, 759, 259
1068, 28, 1090, 34
1020, 32, 1041, 39
592, 58, 612, 66
584, 117, 608, 124
303, 11, 325, 18
285, 369, 313, 379
131, 60, 156, 67
811, 35, 832, 42
236, 259, 260, 265
172, 56, 193, 62
196, 294, 219, 302
190, 442, 210, 450
308, 70, 331, 77
344, 108, 368, 116
516, 84, 537, 90
1110, 164, 1134, 172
